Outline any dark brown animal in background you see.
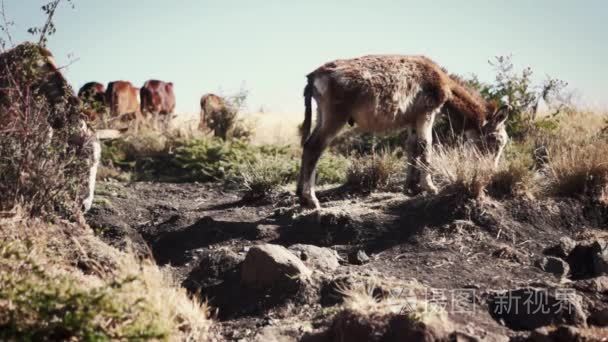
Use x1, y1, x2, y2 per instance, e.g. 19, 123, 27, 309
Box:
140, 80, 176, 130
199, 93, 236, 139
105, 81, 140, 125
298, 55, 509, 209
78, 82, 106, 122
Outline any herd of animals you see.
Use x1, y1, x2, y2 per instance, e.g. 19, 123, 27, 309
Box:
1, 43, 510, 212
77, 79, 227, 133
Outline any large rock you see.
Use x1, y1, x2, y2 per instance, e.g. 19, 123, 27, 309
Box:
487, 288, 586, 331
288, 244, 340, 272
302, 309, 454, 342
241, 244, 312, 290
185, 247, 244, 289
591, 240, 608, 276
573, 276, 608, 294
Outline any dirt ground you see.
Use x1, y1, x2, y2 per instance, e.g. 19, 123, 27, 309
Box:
86, 180, 608, 341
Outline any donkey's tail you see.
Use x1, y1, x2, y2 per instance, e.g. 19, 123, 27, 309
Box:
300, 75, 314, 147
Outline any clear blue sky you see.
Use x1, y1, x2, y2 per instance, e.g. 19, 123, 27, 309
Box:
4, 0, 607, 114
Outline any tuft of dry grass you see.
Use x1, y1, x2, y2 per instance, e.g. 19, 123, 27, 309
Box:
237, 155, 297, 200
429, 143, 538, 198
544, 137, 608, 199
334, 279, 453, 339
428, 144, 496, 198
346, 150, 403, 192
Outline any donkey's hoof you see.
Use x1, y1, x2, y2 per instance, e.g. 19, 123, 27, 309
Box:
299, 196, 321, 210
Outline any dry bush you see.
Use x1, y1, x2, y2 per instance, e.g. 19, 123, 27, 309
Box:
544, 137, 608, 199
0, 43, 92, 217
428, 144, 496, 198
429, 143, 536, 198
0, 216, 212, 341
237, 155, 297, 200
346, 150, 403, 192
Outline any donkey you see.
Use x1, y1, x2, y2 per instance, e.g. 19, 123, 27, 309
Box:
297, 55, 509, 209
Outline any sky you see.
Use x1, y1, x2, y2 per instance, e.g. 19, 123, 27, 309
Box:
3, 0, 607, 116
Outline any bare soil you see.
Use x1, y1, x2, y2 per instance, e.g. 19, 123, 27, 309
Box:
86, 180, 608, 341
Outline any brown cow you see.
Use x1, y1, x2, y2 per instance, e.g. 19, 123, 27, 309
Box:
105, 81, 140, 127
140, 80, 176, 130
78, 82, 106, 122
199, 93, 236, 139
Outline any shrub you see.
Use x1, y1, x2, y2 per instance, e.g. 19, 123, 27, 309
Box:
346, 151, 403, 192
237, 155, 298, 200
429, 144, 496, 198
316, 153, 349, 185
488, 158, 536, 198
544, 137, 608, 199
0, 43, 92, 217
0, 218, 211, 341
456, 55, 571, 140
330, 129, 406, 156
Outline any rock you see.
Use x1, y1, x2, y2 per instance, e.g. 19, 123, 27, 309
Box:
573, 276, 608, 293
544, 237, 577, 258
589, 308, 608, 327
326, 310, 453, 342
288, 244, 340, 272
536, 256, 570, 278
567, 243, 596, 279
527, 325, 595, 342
303, 309, 453, 342
487, 288, 586, 331
591, 240, 608, 276
348, 250, 370, 265
448, 331, 480, 342
185, 248, 244, 289
241, 244, 312, 290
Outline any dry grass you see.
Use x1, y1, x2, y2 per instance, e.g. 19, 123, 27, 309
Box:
428, 144, 497, 198
335, 279, 453, 337
544, 137, 608, 199
0, 215, 212, 341
346, 150, 403, 192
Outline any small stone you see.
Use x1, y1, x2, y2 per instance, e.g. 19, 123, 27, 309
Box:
348, 250, 370, 265
536, 256, 570, 277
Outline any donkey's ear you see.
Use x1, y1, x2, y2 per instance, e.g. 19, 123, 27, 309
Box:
490, 105, 510, 127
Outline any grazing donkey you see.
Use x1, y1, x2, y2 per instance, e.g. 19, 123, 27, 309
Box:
297, 55, 509, 209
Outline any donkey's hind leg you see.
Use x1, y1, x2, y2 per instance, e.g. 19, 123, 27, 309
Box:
415, 110, 439, 194
297, 109, 348, 209
405, 125, 421, 194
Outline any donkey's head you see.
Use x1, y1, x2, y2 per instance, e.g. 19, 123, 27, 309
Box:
479, 105, 510, 166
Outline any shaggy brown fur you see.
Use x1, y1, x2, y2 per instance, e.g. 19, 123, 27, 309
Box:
298, 55, 509, 209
